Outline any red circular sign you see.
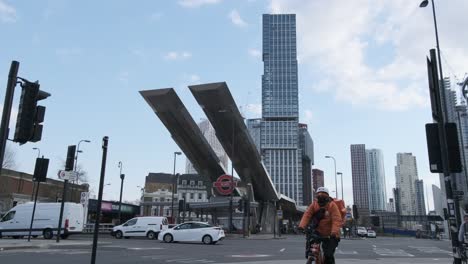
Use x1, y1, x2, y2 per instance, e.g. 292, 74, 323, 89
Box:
213, 174, 236, 195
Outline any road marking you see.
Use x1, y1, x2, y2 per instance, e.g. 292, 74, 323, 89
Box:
280, 248, 286, 252
230, 254, 271, 258
408, 246, 452, 254
336, 250, 358, 255
373, 248, 414, 257
165, 259, 214, 263
128, 247, 164, 250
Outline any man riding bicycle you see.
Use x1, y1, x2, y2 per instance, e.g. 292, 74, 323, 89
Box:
299, 187, 342, 264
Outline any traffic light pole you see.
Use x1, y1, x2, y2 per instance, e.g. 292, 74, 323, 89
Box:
0, 61, 19, 175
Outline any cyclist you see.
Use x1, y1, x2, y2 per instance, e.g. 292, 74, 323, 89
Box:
299, 187, 342, 264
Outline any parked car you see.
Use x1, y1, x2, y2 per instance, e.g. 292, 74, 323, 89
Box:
112, 216, 169, 240
357, 226, 368, 237
0, 202, 83, 239
158, 222, 225, 244
367, 230, 376, 238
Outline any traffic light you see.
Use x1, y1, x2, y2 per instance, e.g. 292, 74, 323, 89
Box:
13, 81, 50, 144
65, 145, 76, 171
371, 216, 380, 226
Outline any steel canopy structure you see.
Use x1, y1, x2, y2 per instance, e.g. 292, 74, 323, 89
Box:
139, 88, 228, 183
189, 82, 280, 202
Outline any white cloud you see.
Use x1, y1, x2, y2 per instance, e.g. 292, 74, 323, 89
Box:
164, 51, 192, 61
118, 71, 129, 84
248, 48, 261, 58
269, 0, 468, 111
178, 0, 221, 8
245, 103, 262, 116
0, 0, 16, 23
229, 9, 247, 27
302, 109, 314, 125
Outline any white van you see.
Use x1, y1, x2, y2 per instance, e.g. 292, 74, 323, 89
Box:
112, 216, 168, 240
0, 202, 84, 239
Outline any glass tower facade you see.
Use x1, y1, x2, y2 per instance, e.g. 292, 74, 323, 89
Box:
366, 149, 387, 211
261, 14, 302, 205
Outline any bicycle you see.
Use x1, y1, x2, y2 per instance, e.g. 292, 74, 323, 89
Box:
304, 225, 328, 264
460, 243, 468, 264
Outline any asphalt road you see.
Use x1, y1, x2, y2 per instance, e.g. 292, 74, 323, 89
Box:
0, 235, 453, 263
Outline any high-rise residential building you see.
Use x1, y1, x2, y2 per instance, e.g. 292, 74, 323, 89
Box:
186, 119, 229, 174
395, 153, 419, 215
261, 14, 303, 205
415, 179, 426, 215
246, 118, 262, 154
312, 169, 324, 199
366, 149, 387, 211
351, 144, 369, 210
432, 184, 445, 216
299, 123, 314, 205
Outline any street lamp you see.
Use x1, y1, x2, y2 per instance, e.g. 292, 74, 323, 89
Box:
31, 147, 41, 201
337, 172, 344, 201
75, 139, 91, 184
325, 155, 338, 199
118, 161, 125, 224
171, 152, 182, 223
420, 1, 462, 262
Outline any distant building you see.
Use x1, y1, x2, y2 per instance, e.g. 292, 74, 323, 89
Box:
299, 123, 314, 205
432, 184, 445, 216
186, 119, 229, 174
246, 118, 262, 154
415, 179, 426, 215
395, 153, 419, 215
387, 198, 395, 212
366, 149, 387, 211
351, 144, 369, 211
312, 169, 324, 199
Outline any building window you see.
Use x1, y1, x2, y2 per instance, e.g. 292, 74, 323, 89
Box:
190, 193, 194, 200
190, 181, 195, 186
198, 181, 203, 187
198, 193, 202, 200
182, 180, 187, 186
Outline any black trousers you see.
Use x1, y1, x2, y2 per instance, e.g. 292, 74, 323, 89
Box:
322, 238, 339, 264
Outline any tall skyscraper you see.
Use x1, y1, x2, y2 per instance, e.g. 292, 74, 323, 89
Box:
261, 14, 303, 205
299, 123, 314, 205
432, 184, 445, 216
415, 179, 426, 215
388, 198, 395, 212
366, 149, 387, 211
186, 119, 229, 174
246, 118, 262, 154
312, 169, 324, 199
351, 144, 369, 210
395, 153, 419, 215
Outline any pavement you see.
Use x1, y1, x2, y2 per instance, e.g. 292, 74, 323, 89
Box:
0, 235, 454, 263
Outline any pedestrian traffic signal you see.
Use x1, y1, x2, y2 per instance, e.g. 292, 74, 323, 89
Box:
13, 81, 50, 144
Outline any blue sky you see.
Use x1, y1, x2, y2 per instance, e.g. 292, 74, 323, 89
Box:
1, 0, 467, 209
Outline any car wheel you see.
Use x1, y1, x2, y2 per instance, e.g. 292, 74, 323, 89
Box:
0, 232, 2, 239
147, 231, 156, 240
163, 234, 173, 243
32, 235, 38, 238
43, 229, 53, 240
115, 231, 123, 239
202, 235, 213, 245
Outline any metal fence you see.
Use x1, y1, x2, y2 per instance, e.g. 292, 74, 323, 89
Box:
82, 223, 114, 234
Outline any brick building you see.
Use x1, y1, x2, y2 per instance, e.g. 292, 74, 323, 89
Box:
0, 169, 88, 215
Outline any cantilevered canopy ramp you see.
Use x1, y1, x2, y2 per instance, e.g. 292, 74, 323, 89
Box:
139, 88, 228, 183
189, 82, 280, 202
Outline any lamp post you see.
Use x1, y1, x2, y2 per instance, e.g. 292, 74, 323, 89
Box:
75, 139, 91, 184
171, 152, 182, 223
325, 155, 338, 199
118, 161, 125, 224
420, 1, 462, 262
31, 148, 41, 201
337, 172, 343, 201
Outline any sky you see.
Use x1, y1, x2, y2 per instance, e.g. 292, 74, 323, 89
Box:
1, 0, 467, 210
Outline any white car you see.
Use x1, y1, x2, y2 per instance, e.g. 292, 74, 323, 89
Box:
158, 222, 225, 245
367, 230, 376, 238
112, 217, 168, 240
357, 227, 368, 237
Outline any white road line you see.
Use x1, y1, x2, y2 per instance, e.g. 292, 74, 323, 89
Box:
373, 248, 414, 257
336, 250, 358, 255
408, 246, 452, 255
230, 254, 271, 258
280, 248, 286, 252
128, 247, 164, 250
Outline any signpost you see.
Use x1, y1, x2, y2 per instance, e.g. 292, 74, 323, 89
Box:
57, 170, 78, 181
80, 192, 89, 227
213, 174, 237, 195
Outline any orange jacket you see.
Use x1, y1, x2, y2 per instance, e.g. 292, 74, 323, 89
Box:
299, 200, 342, 237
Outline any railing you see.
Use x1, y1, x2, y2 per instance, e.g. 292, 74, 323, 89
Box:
82, 223, 114, 234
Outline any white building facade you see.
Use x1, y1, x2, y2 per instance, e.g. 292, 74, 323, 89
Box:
395, 153, 419, 215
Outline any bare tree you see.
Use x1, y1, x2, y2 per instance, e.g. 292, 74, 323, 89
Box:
2, 144, 16, 169
75, 163, 88, 184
